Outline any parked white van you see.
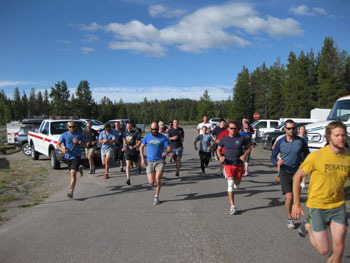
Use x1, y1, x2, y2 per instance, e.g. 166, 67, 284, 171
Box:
306, 95, 350, 152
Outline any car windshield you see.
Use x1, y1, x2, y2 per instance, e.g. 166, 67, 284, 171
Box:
51, 121, 85, 135
327, 99, 350, 121
91, 119, 103, 125
275, 122, 285, 129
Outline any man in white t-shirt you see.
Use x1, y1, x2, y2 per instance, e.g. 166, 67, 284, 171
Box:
197, 114, 212, 136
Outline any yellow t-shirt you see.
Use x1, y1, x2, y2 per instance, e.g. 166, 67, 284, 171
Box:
300, 145, 350, 209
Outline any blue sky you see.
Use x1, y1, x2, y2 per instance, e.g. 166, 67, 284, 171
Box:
0, 0, 349, 103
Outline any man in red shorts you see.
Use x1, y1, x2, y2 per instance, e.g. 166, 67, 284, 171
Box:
217, 120, 251, 215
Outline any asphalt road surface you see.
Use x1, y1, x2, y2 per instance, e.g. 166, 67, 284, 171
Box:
0, 126, 349, 263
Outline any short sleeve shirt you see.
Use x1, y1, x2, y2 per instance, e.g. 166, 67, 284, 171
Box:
197, 122, 212, 135
218, 135, 249, 166
168, 127, 184, 149
123, 130, 140, 153
195, 134, 213, 152
83, 129, 98, 149
111, 128, 124, 148
300, 145, 350, 209
142, 133, 169, 162
59, 131, 85, 160
240, 131, 252, 144
98, 130, 116, 151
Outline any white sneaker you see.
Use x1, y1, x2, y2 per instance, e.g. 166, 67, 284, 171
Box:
233, 183, 239, 189
300, 182, 306, 190
153, 196, 160, 205
230, 206, 237, 215
287, 218, 295, 229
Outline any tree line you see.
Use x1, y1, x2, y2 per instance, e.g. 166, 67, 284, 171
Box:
0, 37, 349, 125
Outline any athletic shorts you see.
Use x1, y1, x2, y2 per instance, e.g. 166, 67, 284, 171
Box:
67, 157, 81, 171
125, 151, 139, 163
101, 149, 113, 160
172, 147, 183, 159
223, 165, 244, 181
146, 160, 165, 174
279, 169, 294, 195
85, 147, 95, 157
114, 147, 124, 162
308, 205, 348, 232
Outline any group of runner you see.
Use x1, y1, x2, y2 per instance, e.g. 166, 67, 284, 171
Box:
57, 116, 349, 263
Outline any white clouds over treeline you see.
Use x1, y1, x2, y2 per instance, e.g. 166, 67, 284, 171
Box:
74, 2, 304, 57
289, 5, 327, 16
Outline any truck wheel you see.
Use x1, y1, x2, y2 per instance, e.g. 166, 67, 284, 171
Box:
31, 144, 39, 160
22, 143, 32, 156
50, 151, 60, 169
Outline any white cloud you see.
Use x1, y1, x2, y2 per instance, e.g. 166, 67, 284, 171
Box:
289, 5, 327, 16
76, 2, 303, 56
92, 85, 232, 102
148, 4, 187, 18
0, 81, 38, 88
80, 47, 95, 54
82, 34, 99, 43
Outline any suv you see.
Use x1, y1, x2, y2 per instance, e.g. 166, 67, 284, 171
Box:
14, 125, 40, 156
208, 118, 227, 129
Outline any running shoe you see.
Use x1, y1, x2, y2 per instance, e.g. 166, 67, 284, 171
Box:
175, 172, 179, 177
92, 168, 95, 174
79, 165, 84, 177
230, 206, 237, 215
300, 182, 306, 190
215, 156, 218, 161
217, 170, 222, 177
120, 166, 124, 172
287, 218, 295, 229
275, 176, 280, 183
137, 167, 141, 174
89, 169, 93, 174
126, 179, 131, 185
298, 219, 308, 237
244, 171, 249, 176
104, 173, 109, 179
153, 196, 160, 205
67, 192, 73, 199
233, 183, 239, 189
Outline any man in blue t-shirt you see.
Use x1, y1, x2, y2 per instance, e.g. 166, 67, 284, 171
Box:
99, 123, 116, 179
57, 121, 87, 199
140, 121, 171, 205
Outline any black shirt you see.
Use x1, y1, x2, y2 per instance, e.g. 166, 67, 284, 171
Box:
168, 127, 184, 149
218, 135, 249, 166
83, 129, 98, 149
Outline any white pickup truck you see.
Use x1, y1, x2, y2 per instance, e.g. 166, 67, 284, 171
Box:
251, 119, 281, 141
28, 119, 100, 169
306, 96, 350, 152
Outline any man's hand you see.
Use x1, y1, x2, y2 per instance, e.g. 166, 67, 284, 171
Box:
277, 159, 284, 167
62, 148, 68, 154
239, 155, 245, 162
141, 159, 146, 166
161, 152, 167, 157
219, 156, 225, 163
291, 204, 305, 220
72, 138, 79, 144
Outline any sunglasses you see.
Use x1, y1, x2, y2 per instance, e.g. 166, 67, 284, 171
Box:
151, 128, 159, 131
228, 127, 238, 130
68, 126, 76, 128
286, 127, 296, 130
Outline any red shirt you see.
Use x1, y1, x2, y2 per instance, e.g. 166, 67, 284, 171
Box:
217, 129, 229, 154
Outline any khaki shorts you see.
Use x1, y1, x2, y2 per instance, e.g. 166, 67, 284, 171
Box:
308, 205, 348, 232
146, 160, 165, 174
101, 149, 113, 160
85, 147, 96, 157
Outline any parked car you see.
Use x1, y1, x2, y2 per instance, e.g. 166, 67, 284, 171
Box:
14, 125, 40, 156
80, 119, 104, 131
261, 122, 312, 150
208, 118, 227, 129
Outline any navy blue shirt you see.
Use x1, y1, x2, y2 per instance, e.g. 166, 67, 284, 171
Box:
218, 135, 249, 166
123, 130, 140, 153
271, 135, 309, 173
111, 128, 124, 148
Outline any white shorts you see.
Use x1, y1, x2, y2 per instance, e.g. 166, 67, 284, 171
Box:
101, 149, 113, 160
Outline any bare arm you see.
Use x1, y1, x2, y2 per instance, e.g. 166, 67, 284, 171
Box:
216, 145, 225, 163
291, 168, 308, 220
140, 144, 145, 165
56, 142, 67, 154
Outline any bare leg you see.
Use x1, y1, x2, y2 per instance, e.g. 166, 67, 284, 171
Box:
328, 221, 347, 263
285, 192, 293, 218
70, 170, 77, 193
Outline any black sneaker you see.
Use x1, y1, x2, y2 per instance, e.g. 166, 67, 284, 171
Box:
137, 167, 141, 174
89, 169, 93, 174
79, 165, 84, 177
67, 192, 73, 199
120, 166, 124, 172
299, 219, 308, 237
126, 179, 131, 185
175, 172, 179, 177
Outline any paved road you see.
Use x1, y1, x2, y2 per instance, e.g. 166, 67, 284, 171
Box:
0, 126, 349, 263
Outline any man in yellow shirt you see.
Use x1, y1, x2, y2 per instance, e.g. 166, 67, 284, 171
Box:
292, 120, 349, 263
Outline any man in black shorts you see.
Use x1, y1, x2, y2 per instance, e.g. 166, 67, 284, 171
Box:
168, 119, 184, 177
83, 121, 98, 174
123, 122, 141, 185
112, 121, 125, 172
57, 121, 87, 199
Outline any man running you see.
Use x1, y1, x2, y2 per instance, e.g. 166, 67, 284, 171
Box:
197, 114, 212, 136
194, 126, 214, 176
271, 119, 309, 229
217, 120, 251, 215
168, 119, 184, 177
140, 121, 171, 205
123, 122, 141, 185
83, 121, 98, 174
292, 120, 349, 263
57, 121, 86, 199
112, 121, 125, 172
240, 122, 254, 176
211, 119, 226, 161
99, 123, 116, 179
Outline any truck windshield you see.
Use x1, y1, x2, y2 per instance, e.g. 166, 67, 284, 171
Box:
327, 100, 350, 121
51, 121, 85, 135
